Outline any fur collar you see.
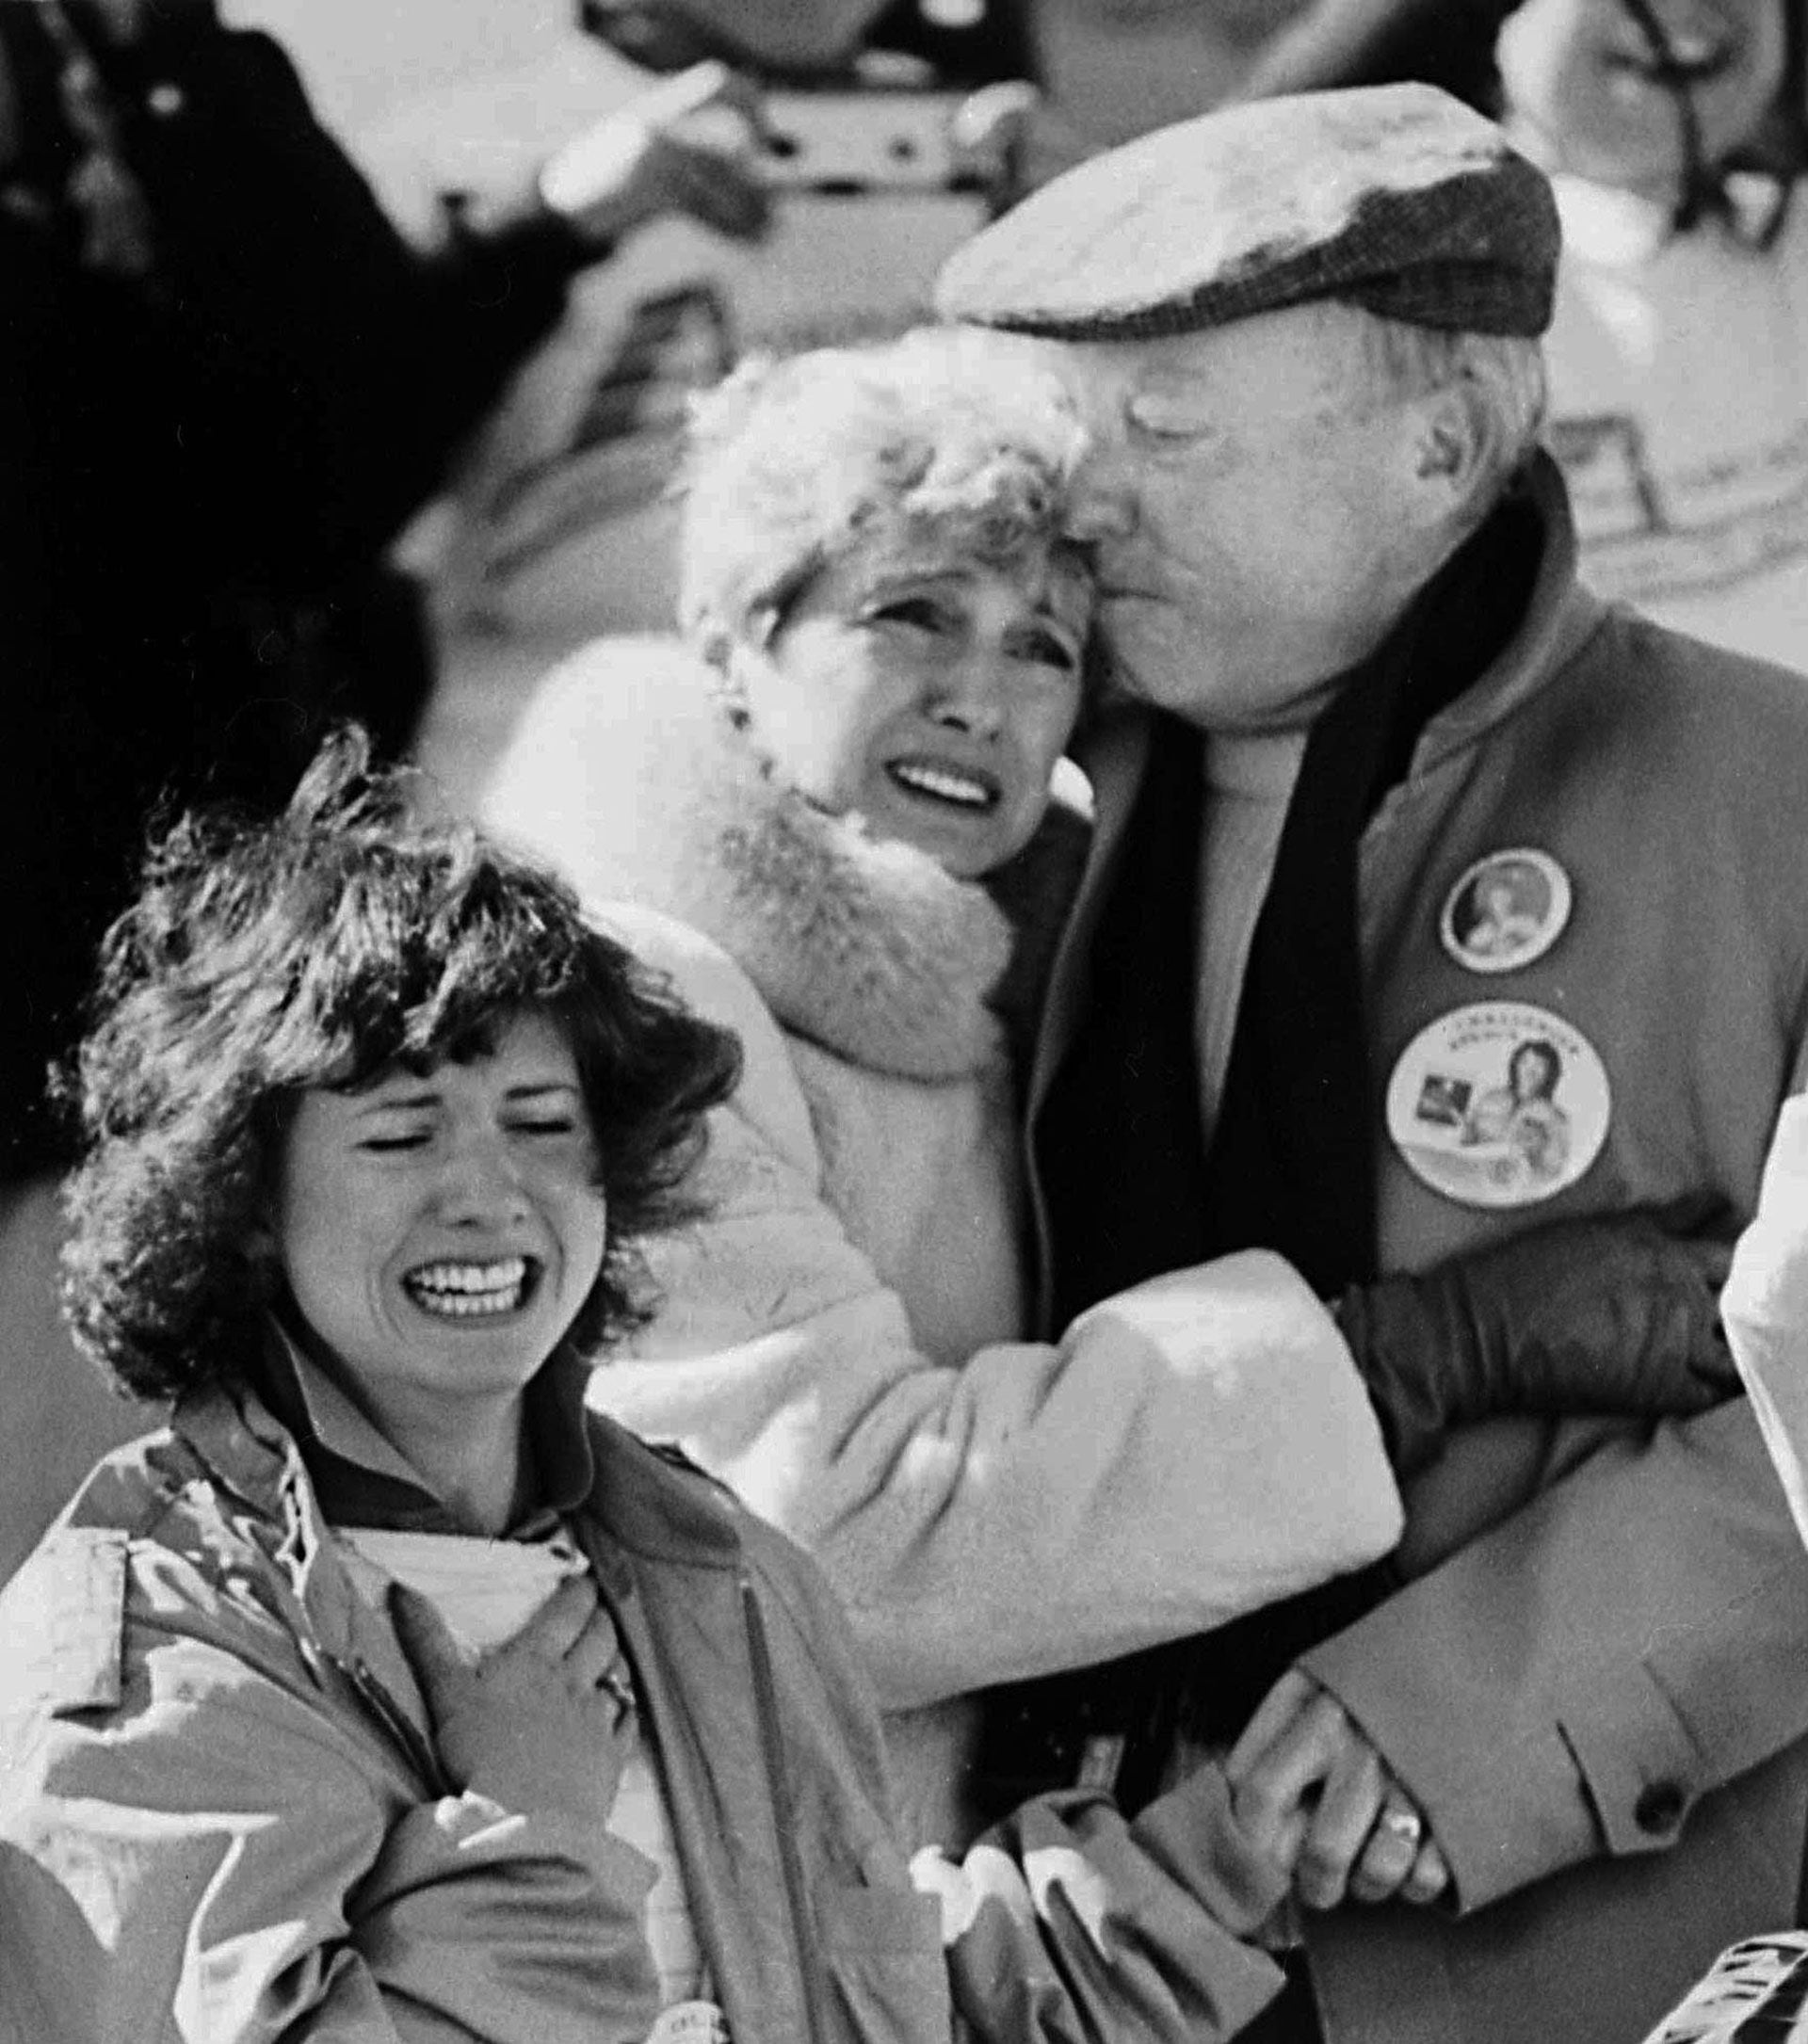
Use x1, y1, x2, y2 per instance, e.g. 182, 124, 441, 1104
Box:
508, 640, 1016, 1081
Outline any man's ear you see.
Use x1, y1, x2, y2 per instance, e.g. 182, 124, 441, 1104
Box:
1410, 375, 1499, 526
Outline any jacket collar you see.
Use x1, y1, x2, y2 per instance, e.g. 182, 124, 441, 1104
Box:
152, 1372, 373, 1667
580, 1417, 746, 1566
251, 1319, 597, 1535
1396, 451, 1608, 779
169, 1354, 748, 1584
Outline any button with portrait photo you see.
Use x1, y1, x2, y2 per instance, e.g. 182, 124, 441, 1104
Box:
1385, 1001, 1609, 1209
1439, 847, 1573, 975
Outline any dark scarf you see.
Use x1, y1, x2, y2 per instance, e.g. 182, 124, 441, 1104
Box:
1041, 480, 1544, 1313
985, 483, 1544, 1811
1193, 496, 1540, 1295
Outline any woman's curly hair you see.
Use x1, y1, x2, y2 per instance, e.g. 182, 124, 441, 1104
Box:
59, 728, 743, 1403
676, 325, 1095, 660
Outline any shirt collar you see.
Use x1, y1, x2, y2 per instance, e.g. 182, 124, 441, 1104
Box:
256, 1318, 596, 1535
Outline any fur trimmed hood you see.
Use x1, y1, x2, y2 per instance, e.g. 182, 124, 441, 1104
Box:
483, 636, 1031, 1082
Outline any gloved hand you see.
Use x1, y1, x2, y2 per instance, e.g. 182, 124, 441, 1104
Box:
1336, 1215, 1736, 1477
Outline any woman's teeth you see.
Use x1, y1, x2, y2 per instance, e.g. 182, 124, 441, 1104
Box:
888, 762, 995, 809
405, 1256, 530, 1318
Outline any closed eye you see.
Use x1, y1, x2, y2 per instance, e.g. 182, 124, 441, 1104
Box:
1124, 391, 1212, 445
868, 595, 953, 634
1010, 626, 1081, 672
358, 1132, 431, 1153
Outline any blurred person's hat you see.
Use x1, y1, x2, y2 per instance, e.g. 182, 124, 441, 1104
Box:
934, 82, 1560, 340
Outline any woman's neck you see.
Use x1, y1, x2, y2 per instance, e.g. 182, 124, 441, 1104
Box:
387, 1396, 534, 1537
271, 1310, 541, 1536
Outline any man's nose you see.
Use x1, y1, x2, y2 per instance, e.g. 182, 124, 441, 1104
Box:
1065, 447, 1138, 546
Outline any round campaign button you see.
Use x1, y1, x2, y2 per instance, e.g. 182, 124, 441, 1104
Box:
1439, 847, 1573, 974
1385, 1002, 1609, 1209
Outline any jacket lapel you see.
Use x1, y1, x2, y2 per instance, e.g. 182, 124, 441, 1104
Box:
581, 1425, 817, 2044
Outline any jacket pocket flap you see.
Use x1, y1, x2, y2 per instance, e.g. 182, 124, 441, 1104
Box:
21, 1529, 129, 1716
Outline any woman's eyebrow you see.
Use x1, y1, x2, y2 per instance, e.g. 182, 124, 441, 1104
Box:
504, 1080, 583, 1102
349, 1086, 439, 1116
863, 571, 949, 599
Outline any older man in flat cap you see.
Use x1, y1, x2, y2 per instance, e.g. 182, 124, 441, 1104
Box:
938, 83, 1808, 2044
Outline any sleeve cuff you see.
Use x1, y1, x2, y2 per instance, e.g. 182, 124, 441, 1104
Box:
1134, 1762, 1294, 1937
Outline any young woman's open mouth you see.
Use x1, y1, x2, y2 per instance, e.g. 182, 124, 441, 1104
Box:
402, 1255, 538, 1320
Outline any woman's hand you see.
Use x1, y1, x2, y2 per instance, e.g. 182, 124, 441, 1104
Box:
390, 1575, 638, 1829
1225, 1668, 1452, 1912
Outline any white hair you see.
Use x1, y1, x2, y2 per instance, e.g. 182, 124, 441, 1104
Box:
677, 326, 1090, 655
1359, 312, 1550, 492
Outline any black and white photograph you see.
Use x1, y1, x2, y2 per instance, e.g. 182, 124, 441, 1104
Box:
6, 5, 1808, 2041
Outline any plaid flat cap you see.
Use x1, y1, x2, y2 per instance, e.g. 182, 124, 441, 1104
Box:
935, 84, 1560, 341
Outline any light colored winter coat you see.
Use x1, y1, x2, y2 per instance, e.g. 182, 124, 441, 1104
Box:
0, 1364, 1292, 2043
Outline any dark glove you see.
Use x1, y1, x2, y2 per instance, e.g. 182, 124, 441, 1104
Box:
1337, 1215, 1736, 1477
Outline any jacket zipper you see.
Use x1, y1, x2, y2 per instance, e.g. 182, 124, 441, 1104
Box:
742, 1573, 831, 2044
337, 1651, 457, 1798
222, 1505, 452, 1799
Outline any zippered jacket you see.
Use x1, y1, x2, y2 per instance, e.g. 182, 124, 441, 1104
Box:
0, 1381, 1289, 2044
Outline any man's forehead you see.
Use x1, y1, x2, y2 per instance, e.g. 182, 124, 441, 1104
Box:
1030, 306, 1368, 413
